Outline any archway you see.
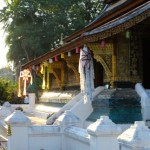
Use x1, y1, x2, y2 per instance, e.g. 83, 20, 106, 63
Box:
93, 59, 103, 88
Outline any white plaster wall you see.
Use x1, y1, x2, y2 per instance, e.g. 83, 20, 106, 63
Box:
10, 126, 29, 150
27, 125, 90, 150
65, 135, 89, 150
29, 134, 61, 150
28, 125, 61, 150
90, 136, 119, 150
7, 121, 123, 150
121, 145, 130, 150
6, 108, 126, 150
65, 126, 90, 150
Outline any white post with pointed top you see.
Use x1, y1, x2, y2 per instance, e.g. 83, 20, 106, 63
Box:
118, 121, 150, 150
87, 116, 121, 150
54, 110, 81, 150
5, 110, 31, 150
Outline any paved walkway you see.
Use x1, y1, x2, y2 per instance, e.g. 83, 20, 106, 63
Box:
27, 114, 46, 125
24, 103, 63, 125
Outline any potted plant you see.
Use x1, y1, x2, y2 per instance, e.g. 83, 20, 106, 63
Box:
27, 83, 37, 94
27, 83, 37, 111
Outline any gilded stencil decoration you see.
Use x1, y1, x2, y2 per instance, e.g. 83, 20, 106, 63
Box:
116, 34, 130, 81
92, 45, 112, 81
129, 31, 141, 82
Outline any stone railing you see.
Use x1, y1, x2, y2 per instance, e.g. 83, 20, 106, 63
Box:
4, 110, 121, 150
3, 105, 150, 150
118, 121, 150, 150
47, 86, 105, 126
135, 83, 150, 123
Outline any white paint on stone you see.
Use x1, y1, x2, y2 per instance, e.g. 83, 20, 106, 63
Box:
65, 126, 89, 143
29, 125, 60, 134
54, 110, 81, 127
5, 110, 31, 125
118, 121, 150, 149
87, 116, 121, 150
0, 107, 12, 119
135, 83, 150, 122
87, 116, 121, 136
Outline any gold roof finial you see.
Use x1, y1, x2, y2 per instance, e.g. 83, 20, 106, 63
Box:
59, 33, 64, 45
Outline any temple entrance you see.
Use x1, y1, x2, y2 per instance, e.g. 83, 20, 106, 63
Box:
142, 38, 150, 89
93, 59, 103, 88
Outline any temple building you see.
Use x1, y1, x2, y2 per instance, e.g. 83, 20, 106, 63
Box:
22, 0, 150, 93
1, 1, 150, 150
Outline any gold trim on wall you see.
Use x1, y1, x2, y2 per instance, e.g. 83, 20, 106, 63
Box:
64, 55, 80, 82
84, 9, 150, 43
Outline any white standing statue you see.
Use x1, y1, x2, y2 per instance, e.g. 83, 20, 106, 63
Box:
79, 44, 95, 103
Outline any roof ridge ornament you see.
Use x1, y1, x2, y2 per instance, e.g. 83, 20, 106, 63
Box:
104, 0, 120, 4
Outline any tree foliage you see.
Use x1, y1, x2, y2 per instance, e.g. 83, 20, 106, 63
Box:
0, 76, 22, 104
0, 0, 104, 65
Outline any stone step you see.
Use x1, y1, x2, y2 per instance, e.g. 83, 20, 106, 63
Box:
94, 88, 140, 101
39, 90, 80, 103
88, 88, 142, 124
32, 110, 50, 119
27, 103, 63, 120
0, 135, 7, 150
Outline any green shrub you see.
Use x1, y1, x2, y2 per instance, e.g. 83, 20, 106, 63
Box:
0, 77, 23, 104
27, 83, 37, 93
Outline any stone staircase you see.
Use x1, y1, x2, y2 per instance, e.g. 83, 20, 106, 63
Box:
46, 86, 105, 125
39, 90, 79, 103
33, 103, 63, 119
31, 90, 80, 120
87, 88, 142, 124
0, 120, 8, 150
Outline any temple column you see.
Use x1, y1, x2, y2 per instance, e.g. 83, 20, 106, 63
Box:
111, 44, 117, 88
42, 65, 46, 89
46, 64, 51, 89
41, 61, 49, 89
61, 65, 65, 90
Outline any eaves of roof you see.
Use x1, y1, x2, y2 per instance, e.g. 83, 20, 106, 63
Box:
22, 0, 148, 69
83, 1, 150, 41
63, 0, 146, 43
22, 36, 84, 69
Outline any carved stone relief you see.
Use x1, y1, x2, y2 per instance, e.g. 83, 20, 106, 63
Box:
64, 55, 80, 85
129, 31, 142, 82
116, 34, 130, 81
90, 43, 113, 83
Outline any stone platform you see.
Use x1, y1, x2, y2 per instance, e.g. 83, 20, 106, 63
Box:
39, 90, 79, 103
87, 88, 142, 124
